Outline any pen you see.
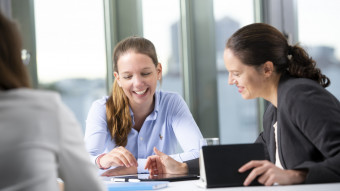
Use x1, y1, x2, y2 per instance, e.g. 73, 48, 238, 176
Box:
128, 179, 141, 182
111, 178, 141, 182
111, 178, 125, 182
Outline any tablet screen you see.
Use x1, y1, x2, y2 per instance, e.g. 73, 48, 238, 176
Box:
112, 173, 199, 182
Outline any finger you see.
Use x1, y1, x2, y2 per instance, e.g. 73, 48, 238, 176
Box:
111, 151, 134, 167
257, 171, 269, 185
264, 175, 276, 186
154, 147, 166, 157
148, 160, 158, 175
150, 161, 159, 175
157, 157, 165, 174
243, 164, 270, 186
144, 157, 152, 170
154, 156, 165, 174
108, 148, 132, 167
116, 147, 138, 167
101, 169, 117, 177
239, 160, 265, 173
145, 156, 157, 170
110, 155, 127, 167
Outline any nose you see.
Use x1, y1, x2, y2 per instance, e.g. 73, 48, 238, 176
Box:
228, 74, 235, 85
133, 75, 144, 87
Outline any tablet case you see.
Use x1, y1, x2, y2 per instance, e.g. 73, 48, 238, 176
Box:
199, 143, 265, 188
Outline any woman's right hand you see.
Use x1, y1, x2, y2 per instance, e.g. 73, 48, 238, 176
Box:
239, 160, 307, 186
99, 146, 138, 169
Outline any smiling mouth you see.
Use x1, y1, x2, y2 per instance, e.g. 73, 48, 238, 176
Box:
237, 86, 244, 93
135, 89, 147, 95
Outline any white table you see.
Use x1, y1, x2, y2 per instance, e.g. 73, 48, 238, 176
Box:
162, 180, 340, 191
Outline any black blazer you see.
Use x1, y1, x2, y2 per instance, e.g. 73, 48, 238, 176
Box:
185, 158, 199, 175
256, 74, 340, 184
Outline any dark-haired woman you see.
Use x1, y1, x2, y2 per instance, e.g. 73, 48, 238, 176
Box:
225, 22, 340, 186
146, 23, 340, 186
84, 37, 203, 174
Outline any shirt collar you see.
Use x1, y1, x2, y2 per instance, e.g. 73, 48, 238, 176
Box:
129, 90, 160, 121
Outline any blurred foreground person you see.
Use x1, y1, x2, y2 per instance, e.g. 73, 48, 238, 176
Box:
0, 11, 105, 191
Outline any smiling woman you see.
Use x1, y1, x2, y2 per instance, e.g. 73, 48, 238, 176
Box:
114, 52, 162, 113
144, 23, 340, 186
84, 36, 204, 175
224, 23, 340, 186
223, 49, 269, 100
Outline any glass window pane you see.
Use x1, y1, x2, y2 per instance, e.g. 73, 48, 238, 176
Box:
297, 0, 340, 99
142, 0, 182, 95
34, 0, 106, 131
214, 0, 257, 144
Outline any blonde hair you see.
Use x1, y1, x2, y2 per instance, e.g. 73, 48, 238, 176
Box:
106, 36, 159, 146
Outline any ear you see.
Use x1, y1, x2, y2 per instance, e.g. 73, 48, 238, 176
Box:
113, 72, 121, 87
263, 61, 274, 77
156, 63, 162, 80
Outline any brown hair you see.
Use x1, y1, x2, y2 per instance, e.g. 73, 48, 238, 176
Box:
226, 23, 330, 88
0, 12, 31, 90
106, 36, 159, 146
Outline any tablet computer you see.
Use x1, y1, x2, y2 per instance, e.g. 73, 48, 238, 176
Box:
200, 143, 265, 188
112, 173, 199, 182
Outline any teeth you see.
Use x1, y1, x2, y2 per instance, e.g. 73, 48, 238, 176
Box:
135, 89, 147, 95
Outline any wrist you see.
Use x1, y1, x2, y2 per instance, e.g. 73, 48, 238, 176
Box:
288, 169, 307, 184
179, 162, 189, 174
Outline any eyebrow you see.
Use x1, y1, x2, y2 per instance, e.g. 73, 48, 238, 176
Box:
227, 69, 238, 73
120, 67, 153, 74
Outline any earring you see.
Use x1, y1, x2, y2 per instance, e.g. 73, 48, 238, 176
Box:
118, 83, 121, 87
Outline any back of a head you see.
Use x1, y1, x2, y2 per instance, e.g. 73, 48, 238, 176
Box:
0, 11, 30, 90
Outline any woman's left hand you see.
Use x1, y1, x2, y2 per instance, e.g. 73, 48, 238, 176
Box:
144, 147, 188, 175
101, 166, 137, 177
239, 160, 307, 186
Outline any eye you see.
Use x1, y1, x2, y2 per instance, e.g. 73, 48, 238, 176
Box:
233, 73, 240, 77
123, 75, 132, 79
142, 72, 151, 76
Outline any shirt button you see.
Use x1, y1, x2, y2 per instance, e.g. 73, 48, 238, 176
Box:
140, 137, 143, 141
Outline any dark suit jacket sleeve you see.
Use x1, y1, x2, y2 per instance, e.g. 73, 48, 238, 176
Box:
255, 132, 271, 161
284, 82, 340, 183
185, 158, 199, 175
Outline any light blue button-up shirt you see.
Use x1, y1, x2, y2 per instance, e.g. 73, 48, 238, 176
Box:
84, 90, 203, 173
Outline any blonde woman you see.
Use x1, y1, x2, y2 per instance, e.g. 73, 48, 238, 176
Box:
84, 37, 203, 174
